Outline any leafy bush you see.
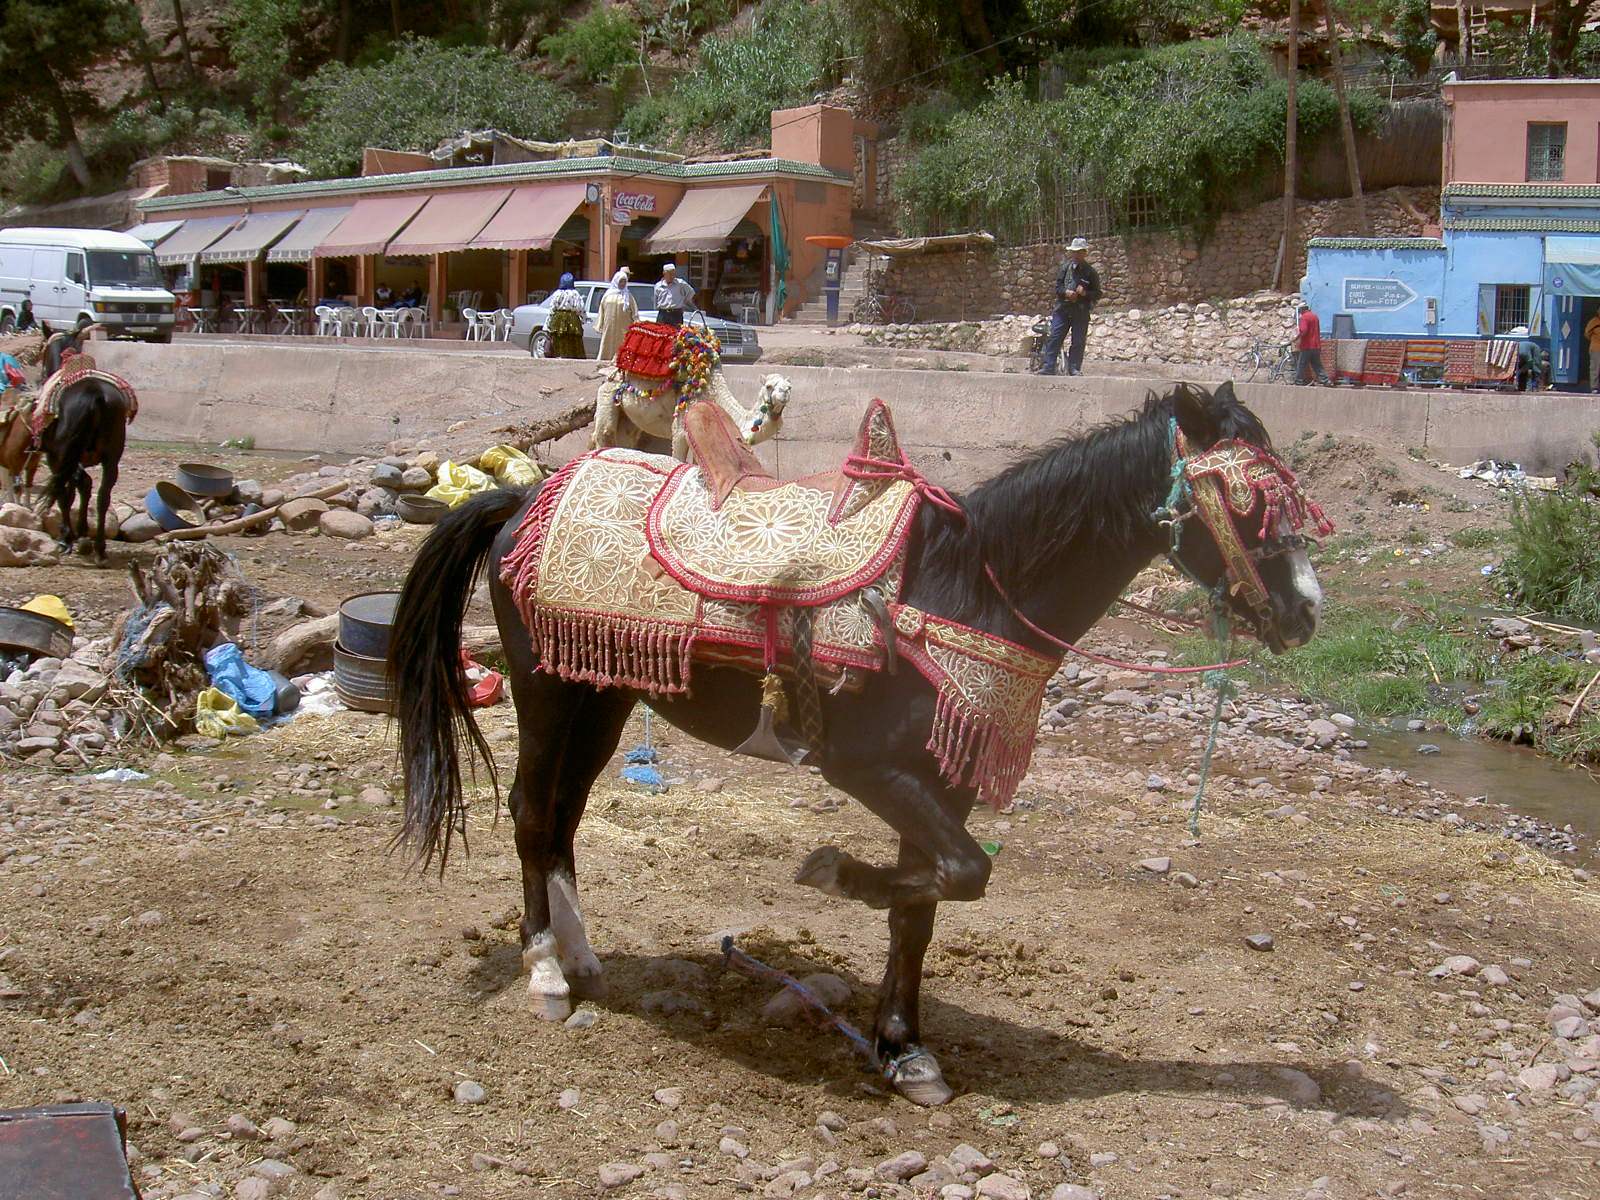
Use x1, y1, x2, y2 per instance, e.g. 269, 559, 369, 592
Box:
294, 37, 573, 176
0, 140, 73, 207
896, 34, 1387, 238
1500, 483, 1600, 625
539, 7, 640, 83
640, 0, 851, 145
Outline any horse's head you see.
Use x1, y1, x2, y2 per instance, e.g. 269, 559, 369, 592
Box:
1164, 382, 1327, 653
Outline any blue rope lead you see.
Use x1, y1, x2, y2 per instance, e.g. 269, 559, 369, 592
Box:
1188, 615, 1237, 837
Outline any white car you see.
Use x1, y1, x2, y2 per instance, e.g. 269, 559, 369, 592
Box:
508, 280, 763, 363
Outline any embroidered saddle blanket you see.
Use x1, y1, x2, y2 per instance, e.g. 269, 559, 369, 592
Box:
33, 360, 139, 440
499, 400, 1060, 809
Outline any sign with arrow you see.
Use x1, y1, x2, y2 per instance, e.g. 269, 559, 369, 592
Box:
1343, 278, 1418, 311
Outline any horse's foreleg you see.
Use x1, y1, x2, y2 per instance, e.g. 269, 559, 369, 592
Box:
546, 689, 634, 998
73, 469, 91, 551
878, 891, 952, 1107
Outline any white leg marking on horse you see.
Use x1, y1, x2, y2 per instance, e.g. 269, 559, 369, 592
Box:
523, 929, 572, 1021
548, 872, 603, 997
1288, 546, 1323, 627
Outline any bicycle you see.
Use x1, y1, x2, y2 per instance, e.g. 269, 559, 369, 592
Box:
1027, 316, 1058, 374
1236, 337, 1295, 383
849, 258, 916, 325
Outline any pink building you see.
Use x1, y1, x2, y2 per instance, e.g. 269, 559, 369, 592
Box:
1443, 77, 1600, 185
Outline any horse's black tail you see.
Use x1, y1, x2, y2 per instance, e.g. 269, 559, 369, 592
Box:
391, 484, 531, 869
44, 380, 111, 516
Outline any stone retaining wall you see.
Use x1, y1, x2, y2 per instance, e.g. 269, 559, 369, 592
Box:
881, 186, 1439, 321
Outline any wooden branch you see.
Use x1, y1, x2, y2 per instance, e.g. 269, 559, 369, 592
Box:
494, 401, 594, 451
1562, 668, 1600, 729
156, 482, 350, 541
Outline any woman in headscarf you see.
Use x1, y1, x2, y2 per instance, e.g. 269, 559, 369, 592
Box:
546, 272, 586, 358
595, 268, 638, 362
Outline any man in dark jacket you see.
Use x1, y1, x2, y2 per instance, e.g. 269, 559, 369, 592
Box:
1037, 237, 1102, 376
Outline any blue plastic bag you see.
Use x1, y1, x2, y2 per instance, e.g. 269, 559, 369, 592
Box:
203, 642, 277, 721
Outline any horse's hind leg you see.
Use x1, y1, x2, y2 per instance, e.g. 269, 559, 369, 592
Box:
546, 688, 634, 998
92, 459, 118, 561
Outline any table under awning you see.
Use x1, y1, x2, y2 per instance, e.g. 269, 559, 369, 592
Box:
266, 206, 351, 262
643, 184, 766, 255
386, 189, 512, 256
125, 220, 183, 248
314, 194, 428, 257
1543, 235, 1600, 297
198, 210, 305, 264
154, 215, 243, 266
468, 182, 589, 251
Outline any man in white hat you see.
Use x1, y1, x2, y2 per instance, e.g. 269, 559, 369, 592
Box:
1037, 236, 1102, 376
653, 262, 696, 327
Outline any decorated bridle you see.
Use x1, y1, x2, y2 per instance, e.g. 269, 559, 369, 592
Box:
1158, 425, 1333, 625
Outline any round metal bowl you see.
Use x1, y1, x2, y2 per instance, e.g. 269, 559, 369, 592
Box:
144, 481, 201, 531
338, 591, 401, 660
0, 605, 74, 660
396, 494, 449, 524
175, 463, 235, 497
333, 640, 395, 714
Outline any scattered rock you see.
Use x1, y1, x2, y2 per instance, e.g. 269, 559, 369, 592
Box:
1051, 1188, 1101, 1200
319, 509, 374, 540
1138, 857, 1171, 875
1430, 955, 1482, 978
1244, 933, 1275, 952
975, 1175, 1031, 1199
762, 973, 852, 1026
598, 1162, 646, 1188
454, 1079, 487, 1104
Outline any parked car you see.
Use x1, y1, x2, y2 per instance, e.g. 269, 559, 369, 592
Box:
508, 280, 763, 363
0, 227, 178, 343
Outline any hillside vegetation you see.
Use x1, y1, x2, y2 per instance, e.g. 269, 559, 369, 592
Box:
2, 0, 1595, 234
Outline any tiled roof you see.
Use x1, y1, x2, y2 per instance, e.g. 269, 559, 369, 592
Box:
1444, 183, 1600, 200
1306, 237, 1444, 249
138, 155, 849, 214
1443, 216, 1600, 232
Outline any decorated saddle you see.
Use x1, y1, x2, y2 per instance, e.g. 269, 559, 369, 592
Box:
31, 353, 138, 441
610, 321, 722, 409
501, 399, 1060, 808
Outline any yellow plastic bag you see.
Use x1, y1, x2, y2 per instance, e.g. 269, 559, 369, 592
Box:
478, 444, 543, 487
20, 594, 72, 629
424, 461, 496, 508
194, 686, 260, 739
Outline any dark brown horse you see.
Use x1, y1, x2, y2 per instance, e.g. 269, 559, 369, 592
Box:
390, 382, 1324, 1105
41, 374, 132, 560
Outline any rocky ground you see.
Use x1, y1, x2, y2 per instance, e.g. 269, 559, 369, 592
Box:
0, 431, 1597, 1200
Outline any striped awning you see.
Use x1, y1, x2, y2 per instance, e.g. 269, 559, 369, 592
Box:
314, 195, 428, 257
199, 210, 305, 264
266, 206, 351, 262
154, 215, 243, 266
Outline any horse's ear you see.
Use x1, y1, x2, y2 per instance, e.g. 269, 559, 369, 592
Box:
1212, 379, 1237, 406
1172, 383, 1222, 447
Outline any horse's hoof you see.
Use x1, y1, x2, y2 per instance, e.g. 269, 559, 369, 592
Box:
887, 1048, 953, 1107
794, 845, 848, 895
529, 989, 573, 1022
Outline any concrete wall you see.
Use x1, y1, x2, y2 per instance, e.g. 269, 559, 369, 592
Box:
93, 340, 1600, 479
1302, 244, 1447, 337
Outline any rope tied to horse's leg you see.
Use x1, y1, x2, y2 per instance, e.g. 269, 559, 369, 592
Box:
1188, 613, 1237, 838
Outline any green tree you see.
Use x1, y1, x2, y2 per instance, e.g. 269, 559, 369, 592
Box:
226, 0, 309, 118
538, 5, 640, 84
0, 0, 133, 189
294, 36, 573, 175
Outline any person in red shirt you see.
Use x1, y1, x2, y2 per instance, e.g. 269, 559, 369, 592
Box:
1294, 304, 1331, 386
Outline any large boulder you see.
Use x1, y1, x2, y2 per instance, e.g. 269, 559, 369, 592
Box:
319, 509, 374, 540
0, 502, 42, 531
0, 525, 57, 566
117, 513, 162, 543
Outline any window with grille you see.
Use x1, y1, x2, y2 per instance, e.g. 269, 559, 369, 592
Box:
1493, 285, 1531, 334
1527, 123, 1566, 182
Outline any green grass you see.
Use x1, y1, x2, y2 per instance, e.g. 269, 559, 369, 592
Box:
1448, 526, 1500, 550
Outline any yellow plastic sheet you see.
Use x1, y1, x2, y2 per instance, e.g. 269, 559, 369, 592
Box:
20, 594, 72, 629
424, 461, 496, 508
194, 686, 261, 739
478, 444, 543, 487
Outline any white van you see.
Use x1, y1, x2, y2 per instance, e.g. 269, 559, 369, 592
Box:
0, 227, 177, 343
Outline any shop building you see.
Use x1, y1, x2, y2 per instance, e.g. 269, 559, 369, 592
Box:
129, 105, 866, 328
1303, 77, 1600, 389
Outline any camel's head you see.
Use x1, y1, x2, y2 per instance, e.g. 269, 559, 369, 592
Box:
758, 373, 793, 418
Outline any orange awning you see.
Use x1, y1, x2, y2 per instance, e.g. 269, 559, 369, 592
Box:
468, 182, 589, 251
386, 189, 512, 256
643, 184, 765, 255
314, 194, 428, 257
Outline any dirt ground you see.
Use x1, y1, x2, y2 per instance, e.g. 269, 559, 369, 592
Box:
1, 429, 1598, 1200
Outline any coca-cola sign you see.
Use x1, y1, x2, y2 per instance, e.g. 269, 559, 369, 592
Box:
613, 191, 657, 214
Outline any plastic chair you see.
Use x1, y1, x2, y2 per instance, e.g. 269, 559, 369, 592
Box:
358, 306, 380, 337
314, 305, 335, 336
374, 309, 403, 338
490, 309, 513, 341
461, 307, 480, 341
334, 306, 360, 337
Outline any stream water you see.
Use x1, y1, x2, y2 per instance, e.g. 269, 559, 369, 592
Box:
1355, 722, 1599, 863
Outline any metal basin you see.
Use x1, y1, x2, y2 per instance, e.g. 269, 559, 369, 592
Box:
337, 591, 401, 660
175, 463, 234, 497
333, 641, 394, 714
0, 605, 74, 660
396, 495, 449, 524
143, 482, 201, 531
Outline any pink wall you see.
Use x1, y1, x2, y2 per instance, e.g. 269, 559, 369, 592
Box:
1444, 79, 1600, 185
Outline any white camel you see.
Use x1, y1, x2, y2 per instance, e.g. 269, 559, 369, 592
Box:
594, 367, 794, 461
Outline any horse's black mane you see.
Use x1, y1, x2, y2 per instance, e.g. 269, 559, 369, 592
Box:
909, 383, 1270, 631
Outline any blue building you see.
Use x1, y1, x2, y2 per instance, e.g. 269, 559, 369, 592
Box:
1303, 77, 1600, 391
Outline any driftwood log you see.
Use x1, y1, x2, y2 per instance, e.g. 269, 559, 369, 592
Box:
493, 401, 593, 453
157, 481, 350, 541
263, 616, 503, 676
